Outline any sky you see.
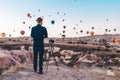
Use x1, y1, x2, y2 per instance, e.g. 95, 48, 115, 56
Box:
0, 0, 120, 37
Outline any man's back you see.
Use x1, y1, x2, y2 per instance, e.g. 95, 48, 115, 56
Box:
31, 24, 48, 46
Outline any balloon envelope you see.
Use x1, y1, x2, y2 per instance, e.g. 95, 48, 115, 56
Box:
92, 27, 94, 30
20, 30, 25, 35
63, 30, 65, 33
114, 28, 116, 31
63, 25, 66, 29
23, 21, 25, 24
90, 31, 94, 36
86, 31, 89, 34
1, 33, 6, 37
51, 20, 55, 24
9, 34, 12, 37
80, 30, 83, 33
27, 13, 31, 17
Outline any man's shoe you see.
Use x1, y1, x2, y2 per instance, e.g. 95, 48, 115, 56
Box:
34, 70, 37, 73
38, 71, 44, 74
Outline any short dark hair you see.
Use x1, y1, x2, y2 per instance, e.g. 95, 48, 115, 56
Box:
36, 17, 43, 22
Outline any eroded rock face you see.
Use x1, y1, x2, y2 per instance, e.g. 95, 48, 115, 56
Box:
1, 45, 120, 76
0, 50, 33, 75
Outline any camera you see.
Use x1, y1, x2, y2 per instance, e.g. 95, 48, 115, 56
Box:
49, 39, 54, 44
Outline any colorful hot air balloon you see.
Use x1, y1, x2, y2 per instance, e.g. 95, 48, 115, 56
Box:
86, 31, 89, 34
9, 34, 12, 37
114, 28, 116, 31
76, 24, 78, 26
76, 32, 78, 34
63, 30, 65, 33
73, 27, 76, 30
90, 31, 94, 36
59, 33, 61, 35
62, 34, 66, 39
20, 30, 25, 35
13, 30, 15, 32
29, 27, 31, 29
62, 19, 65, 22
27, 13, 31, 17
80, 30, 83, 33
33, 15, 35, 17
51, 20, 55, 25
63, 25, 66, 29
1, 33, 6, 38
105, 29, 108, 32
23, 21, 25, 24
57, 12, 59, 14
106, 19, 109, 21
29, 16, 32, 18
92, 27, 94, 30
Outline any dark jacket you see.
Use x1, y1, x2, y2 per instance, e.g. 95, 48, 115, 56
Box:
31, 24, 48, 47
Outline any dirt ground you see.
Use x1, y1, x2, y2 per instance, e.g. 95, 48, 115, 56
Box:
1, 63, 120, 80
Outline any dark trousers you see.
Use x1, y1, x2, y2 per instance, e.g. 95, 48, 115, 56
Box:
33, 46, 44, 72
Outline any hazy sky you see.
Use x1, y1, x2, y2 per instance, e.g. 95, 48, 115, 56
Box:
0, 0, 120, 37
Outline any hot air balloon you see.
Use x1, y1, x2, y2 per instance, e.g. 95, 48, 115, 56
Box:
63, 30, 65, 33
80, 20, 82, 23
38, 10, 40, 12
92, 27, 94, 30
29, 16, 32, 18
62, 19, 65, 22
20, 30, 25, 35
73, 27, 76, 30
29, 27, 31, 29
57, 12, 59, 14
33, 15, 35, 17
105, 29, 108, 32
49, 15, 51, 17
90, 31, 94, 36
62, 34, 66, 39
9, 34, 12, 37
59, 33, 61, 35
42, 16, 44, 18
13, 30, 15, 32
86, 31, 89, 34
23, 21, 25, 24
63, 25, 66, 29
76, 32, 78, 34
80, 30, 83, 33
106, 19, 109, 21
1, 33, 6, 38
76, 24, 78, 26
51, 20, 55, 25
108, 30, 111, 32
27, 13, 31, 17
64, 13, 66, 15
114, 28, 116, 31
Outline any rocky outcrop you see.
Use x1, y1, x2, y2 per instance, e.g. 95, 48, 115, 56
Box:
0, 49, 33, 75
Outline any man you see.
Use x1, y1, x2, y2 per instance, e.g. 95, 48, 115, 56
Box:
31, 17, 48, 74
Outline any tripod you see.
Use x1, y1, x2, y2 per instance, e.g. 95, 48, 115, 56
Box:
44, 39, 59, 73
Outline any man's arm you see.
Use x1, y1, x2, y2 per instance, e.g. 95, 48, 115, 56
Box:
31, 27, 34, 38
44, 28, 48, 38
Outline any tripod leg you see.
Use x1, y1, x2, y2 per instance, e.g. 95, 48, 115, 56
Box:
53, 54, 59, 71
44, 53, 50, 73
